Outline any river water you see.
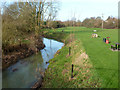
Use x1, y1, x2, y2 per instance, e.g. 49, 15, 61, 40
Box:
2, 38, 64, 88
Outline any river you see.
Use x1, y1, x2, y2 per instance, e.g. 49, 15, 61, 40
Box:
2, 38, 64, 88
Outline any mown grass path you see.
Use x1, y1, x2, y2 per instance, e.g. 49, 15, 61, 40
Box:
73, 27, 118, 88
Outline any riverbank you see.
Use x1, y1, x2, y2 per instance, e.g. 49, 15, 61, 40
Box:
41, 28, 101, 88
2, 35, 45, 70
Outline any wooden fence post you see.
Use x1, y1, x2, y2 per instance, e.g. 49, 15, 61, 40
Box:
71, 64, 74, 78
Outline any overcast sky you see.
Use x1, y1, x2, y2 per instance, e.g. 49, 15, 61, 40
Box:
0, 0, 119, 21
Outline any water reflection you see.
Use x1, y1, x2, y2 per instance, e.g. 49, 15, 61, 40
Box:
41, 38, 64, 69
2, 38, 64, 88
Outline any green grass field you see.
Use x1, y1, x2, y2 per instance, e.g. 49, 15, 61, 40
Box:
42, 27, 118, 88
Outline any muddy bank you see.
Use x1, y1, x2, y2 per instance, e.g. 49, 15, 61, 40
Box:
31, 72, 45, 89
2, 36, 45, 70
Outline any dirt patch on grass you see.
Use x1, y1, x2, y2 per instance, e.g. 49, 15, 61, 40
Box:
62, 69, 69, 75
73, 52, 90, 67
72, 52, 93, 77
71, 52, 101, 87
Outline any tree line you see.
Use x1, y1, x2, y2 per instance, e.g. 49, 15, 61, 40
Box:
63, 16, 118, 29
2, 0, 59, 49
47, 16, 118, 29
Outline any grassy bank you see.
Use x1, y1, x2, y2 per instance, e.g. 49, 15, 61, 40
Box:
41, 27, 118, 88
